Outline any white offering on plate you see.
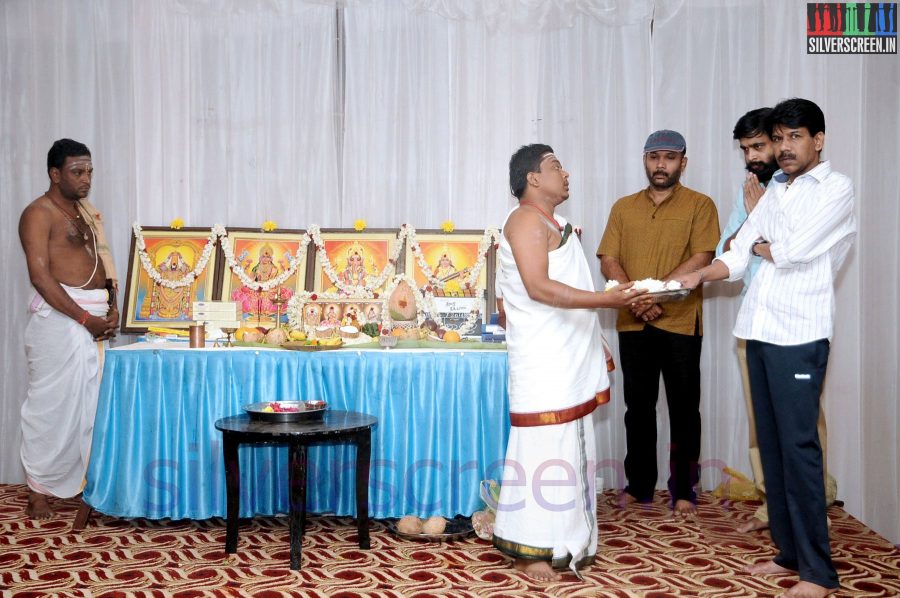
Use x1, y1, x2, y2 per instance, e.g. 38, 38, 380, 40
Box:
605, 278, 682, 293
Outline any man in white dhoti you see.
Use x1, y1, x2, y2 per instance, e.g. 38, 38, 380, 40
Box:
18, 139, 119, 519
492, 144, 647, 581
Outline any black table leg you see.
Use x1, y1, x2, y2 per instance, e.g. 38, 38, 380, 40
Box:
355, 429, 371, 549
288, 443, 308, 570
223, 431, 240, 555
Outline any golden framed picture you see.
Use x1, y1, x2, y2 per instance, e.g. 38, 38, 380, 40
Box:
219, 229, 308, 328
121, 227, 221, 333
406, 231, 489, 297
312, 230, 401, 296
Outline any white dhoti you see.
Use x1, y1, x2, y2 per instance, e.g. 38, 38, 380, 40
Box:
493, 213, 610, 572
21, 286, 109, 498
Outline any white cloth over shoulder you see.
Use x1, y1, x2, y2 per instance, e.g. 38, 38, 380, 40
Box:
496, 213, 609, 414
493, 210, 608, 573
21, 286, 108, 498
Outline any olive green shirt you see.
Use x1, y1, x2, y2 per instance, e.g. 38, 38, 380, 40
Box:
597, 183, 720, 335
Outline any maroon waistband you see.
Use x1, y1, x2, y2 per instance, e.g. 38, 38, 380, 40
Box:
509, 388, 610, 427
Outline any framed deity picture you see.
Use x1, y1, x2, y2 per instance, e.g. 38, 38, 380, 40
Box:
406, 230, 495, 336
219, 229, 308, 328
294, 298, 384, 331
311, 230, 402, 296
406, 231, 489, 297
121, 227, 221, 333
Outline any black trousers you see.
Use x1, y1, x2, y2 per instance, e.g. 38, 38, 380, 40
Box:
747, 339, 838, 589
618, 325, 702, 503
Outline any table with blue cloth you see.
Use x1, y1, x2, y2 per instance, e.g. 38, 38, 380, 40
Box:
83, 343, 509, 521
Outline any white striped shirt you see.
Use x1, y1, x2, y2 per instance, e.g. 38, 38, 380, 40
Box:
716, 161, 856, 345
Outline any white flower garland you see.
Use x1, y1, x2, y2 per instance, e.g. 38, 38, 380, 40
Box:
377, 273, 481, 335
308, 225, 405, 298
132, 223, 221, 289
404, 226, 500, 291
220, 233, 310, 291
133, 221, 494, 335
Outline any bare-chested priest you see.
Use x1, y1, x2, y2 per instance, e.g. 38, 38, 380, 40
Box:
492, 144, 649, 581
18, 139, 119, 519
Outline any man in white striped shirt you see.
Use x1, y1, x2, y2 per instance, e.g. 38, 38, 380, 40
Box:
678, 98, 854, 598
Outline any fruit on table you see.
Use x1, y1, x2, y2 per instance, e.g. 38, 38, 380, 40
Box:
289, 329, 307, 341
242, 330, 264, 343
264, 328, 288, 344
235, 326, 259, 341
443, 331, 461, 343
388, 281, 417, 321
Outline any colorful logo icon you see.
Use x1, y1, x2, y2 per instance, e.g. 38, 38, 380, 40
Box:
807, 3, 897, 53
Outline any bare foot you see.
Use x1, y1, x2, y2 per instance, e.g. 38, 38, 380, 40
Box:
25, 491, 54, 520
743, 560, 796, 576
673, 499, 696, 517
737, 516, 769, 533
513, 558, 561, 582
615, 491, 640, 508
778, 580, 838, 598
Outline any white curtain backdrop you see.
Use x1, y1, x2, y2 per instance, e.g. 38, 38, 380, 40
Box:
1, 0, 897, 543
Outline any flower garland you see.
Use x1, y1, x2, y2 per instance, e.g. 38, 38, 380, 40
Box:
405, 226, 500, 291
285, 273, 481, 335
308, 225, 404, 298
220, 234, 309, 292
132, 223, 222, 289
133, 221, 495, 335
377, 273, 481, 335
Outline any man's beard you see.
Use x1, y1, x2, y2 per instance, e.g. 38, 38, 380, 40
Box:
745, 159, 778, 184
646, 167, 681, 189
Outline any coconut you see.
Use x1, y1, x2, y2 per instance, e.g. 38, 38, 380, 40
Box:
422, 516, 447, 535
242, 330, 264, 343
388, 280, 418, 321
264, 328, 288, 345
397, 515, 423, 534
339, 325, 359, 339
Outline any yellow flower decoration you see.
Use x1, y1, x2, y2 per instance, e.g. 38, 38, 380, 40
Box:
354, 219, 367, 232
169, 218, 184, 230
445, 280, 462, 295
441, 220, 455, 233
262, 220, 277, 232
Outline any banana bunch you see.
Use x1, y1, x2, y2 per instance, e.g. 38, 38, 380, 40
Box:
288, 329, 307, 341
318, 336, 342, 346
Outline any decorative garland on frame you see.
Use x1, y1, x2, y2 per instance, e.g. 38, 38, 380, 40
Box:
133, 222, 494, 335
404, 225, 500, 292
132, 223, 222, 289
220, 233, 309, 291
307, 225, 404, 298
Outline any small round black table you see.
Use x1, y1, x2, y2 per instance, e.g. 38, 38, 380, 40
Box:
215, 410, 378, 570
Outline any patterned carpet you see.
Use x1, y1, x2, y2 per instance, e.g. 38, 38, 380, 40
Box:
1, 484, 898, 597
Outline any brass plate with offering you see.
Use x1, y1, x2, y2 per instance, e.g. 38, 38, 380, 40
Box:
243, 400, 327, 423
386, 515, 474, 542
645, 288, 691, 303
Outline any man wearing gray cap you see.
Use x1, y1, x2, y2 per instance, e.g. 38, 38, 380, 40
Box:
597, 130, 720, 515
